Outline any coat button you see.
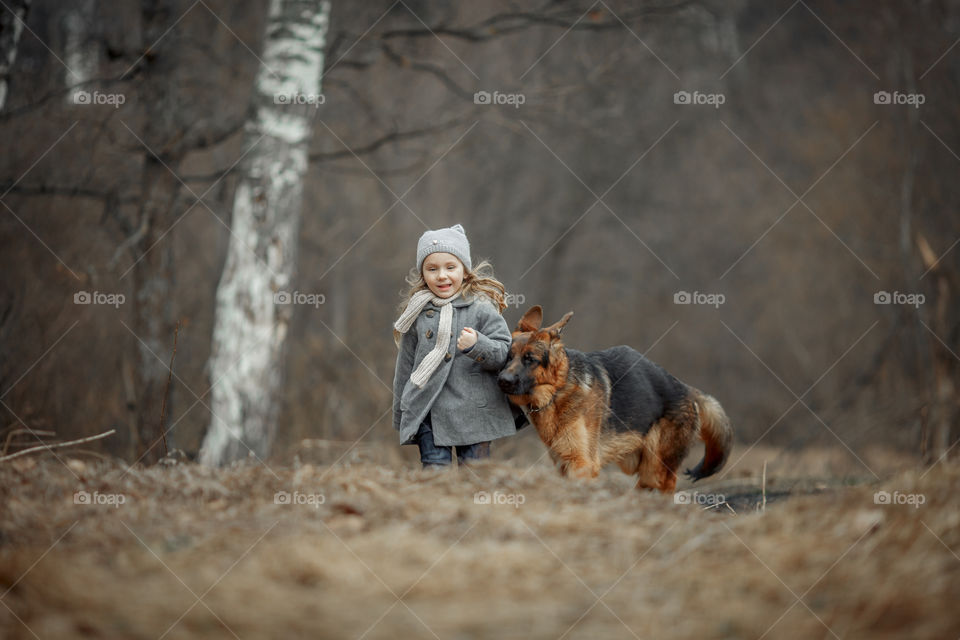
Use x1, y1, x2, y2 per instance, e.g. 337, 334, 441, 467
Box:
477, 356, 485, 362
444, 352, 452, 362
425, 329, 433, 339
425, 310, 435, 317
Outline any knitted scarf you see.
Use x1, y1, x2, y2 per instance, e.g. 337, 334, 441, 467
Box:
394, 289, 461, 388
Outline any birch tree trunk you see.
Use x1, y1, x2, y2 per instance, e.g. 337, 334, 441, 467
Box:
63, 0, 98, 101
0, 0, 30, 112
199, 0, 330, 466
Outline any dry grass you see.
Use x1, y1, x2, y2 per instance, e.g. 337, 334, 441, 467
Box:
1, 448, 958, 639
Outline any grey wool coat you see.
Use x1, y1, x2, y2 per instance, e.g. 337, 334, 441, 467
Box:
393, 295, 516, 447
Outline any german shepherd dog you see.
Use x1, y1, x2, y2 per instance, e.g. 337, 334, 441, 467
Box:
498, 306, 732, 493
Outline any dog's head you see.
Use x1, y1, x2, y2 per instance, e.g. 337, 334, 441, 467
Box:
497, 305, 573, 397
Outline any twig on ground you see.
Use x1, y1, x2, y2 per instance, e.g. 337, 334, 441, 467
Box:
0, 429, 117, 463
3, 429, 56, 455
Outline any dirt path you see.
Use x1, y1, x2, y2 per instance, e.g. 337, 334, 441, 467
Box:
1, 457, 957, 639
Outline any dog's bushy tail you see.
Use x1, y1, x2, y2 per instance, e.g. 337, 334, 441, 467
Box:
684, 389, 733, 482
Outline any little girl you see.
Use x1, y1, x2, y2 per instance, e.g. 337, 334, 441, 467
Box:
392, 224, 517, 467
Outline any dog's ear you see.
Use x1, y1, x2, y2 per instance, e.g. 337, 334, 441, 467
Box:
545, 311, 574, 337
517, 305, 543, 332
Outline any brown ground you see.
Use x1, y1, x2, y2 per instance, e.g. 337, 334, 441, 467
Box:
1, 440, 958, 640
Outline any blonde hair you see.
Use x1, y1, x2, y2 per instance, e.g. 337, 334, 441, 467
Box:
394, 258, 507, 345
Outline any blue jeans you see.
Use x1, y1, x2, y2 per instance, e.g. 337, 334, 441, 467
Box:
415, 414, 490, 468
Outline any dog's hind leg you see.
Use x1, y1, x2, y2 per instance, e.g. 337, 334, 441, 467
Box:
634, 473, 658, 491
655, 464, 678, 493
631, 419, 684, 493
651, 400, 700, 493
635, 452, 678, 493
633, 452, 667, 491
634, 427, 662, 491
615, 450, 640, 476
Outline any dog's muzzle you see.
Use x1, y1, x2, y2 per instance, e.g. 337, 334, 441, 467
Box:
497, 369, 526, 395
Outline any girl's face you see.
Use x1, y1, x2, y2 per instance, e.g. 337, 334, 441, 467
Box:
422, 252, 465, 298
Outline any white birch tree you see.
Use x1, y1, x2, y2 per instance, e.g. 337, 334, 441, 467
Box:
199, 0, 330, 466
63, 0, 98, 103
0, 0, 30, 112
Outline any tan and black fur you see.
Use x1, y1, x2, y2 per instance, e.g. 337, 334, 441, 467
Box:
498, 306, 732, 493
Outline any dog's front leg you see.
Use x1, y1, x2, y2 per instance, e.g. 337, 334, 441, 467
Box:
549, 417, 600, 480
552, 451, 598, 480
567, 459, 599, 479
548, 448, 562, 470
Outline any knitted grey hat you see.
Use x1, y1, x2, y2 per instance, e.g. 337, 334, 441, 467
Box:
416, 224, 472, 272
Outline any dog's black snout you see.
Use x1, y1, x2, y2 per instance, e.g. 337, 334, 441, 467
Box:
497, 370, 516, 393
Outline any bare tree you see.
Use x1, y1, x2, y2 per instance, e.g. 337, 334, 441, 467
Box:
121, 0, 248, 461
200, 0, 331, 466
128, 0, 189, 461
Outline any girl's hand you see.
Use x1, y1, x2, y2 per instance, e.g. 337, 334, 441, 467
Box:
458, 327, 478, 351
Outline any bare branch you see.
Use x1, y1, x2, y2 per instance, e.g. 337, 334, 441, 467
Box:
0, 183, 136, 203
3, 428, 55, 456
0, 429, 116, 462
379, 41, 473, 100
332, 1, 698, 48
309, 115, 473, 162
